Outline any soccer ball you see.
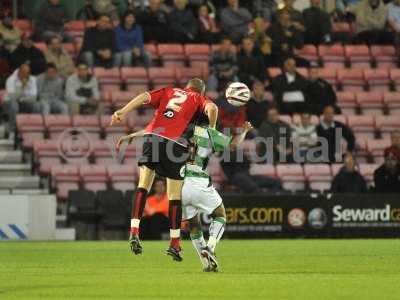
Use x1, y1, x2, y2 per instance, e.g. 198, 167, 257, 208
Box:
225, 82, 251, 107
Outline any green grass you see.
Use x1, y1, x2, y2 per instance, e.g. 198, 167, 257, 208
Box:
1, 240, 400, 299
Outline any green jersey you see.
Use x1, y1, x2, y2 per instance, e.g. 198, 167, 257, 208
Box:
185, 126, 231, 178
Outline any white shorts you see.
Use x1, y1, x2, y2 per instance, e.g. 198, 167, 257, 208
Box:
182, 176, 223, 220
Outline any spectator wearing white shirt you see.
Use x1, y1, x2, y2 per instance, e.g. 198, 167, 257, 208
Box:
4, 63, 39, 135
292, 112, 318, 162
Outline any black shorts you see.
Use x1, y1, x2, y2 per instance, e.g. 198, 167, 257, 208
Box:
138, 134, 189, 180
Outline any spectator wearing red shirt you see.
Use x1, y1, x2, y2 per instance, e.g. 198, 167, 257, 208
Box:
140, 178, 169, 240
384, 130, 400, 162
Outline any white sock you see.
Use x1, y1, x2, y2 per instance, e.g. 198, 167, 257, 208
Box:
207, 217, 226, 252
190, 232, 208, 268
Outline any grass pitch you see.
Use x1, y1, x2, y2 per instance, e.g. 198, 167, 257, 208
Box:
1, 240, 400, 300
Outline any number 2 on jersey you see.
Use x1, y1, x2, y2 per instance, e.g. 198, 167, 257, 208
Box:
166, 89, 188, 112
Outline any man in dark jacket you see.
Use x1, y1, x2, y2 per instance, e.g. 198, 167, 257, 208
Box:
9, 34, 46, 75
137, 0, 169, 42
36, 0, 70, 42
302, 0, 332, 45
237, 37, 268, 88
246, 81, 271, 129
267, 11, 306, 66
168, 0, 198, 43
307, 66, 341, 115
80, 14, 116, 68
331, 153, 367, 193
272, 57, 309, 115
316, 105, 356, 163
258, 107, 293, 163
374, 149, 400, 193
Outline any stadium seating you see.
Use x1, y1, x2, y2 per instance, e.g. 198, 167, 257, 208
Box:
304, 164, 332, 192
364, 69, 391, 92
276, 164, 305, 192
371, 45, 397, 68
345, 45, 371, 68
148, 67, 176, 89
16, 114, 45, 150
120, 67, 149, 92
158, 44, 186, 67
338, 68, 365, 92
319, 44, 346, 68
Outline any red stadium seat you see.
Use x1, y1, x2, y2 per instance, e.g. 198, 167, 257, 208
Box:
347, 115, 376, 139
297, 68, 309, 78
336, 91, 357, 114
331, 163, 343, 177
80, 165, 108, 192
333, 114, 347, 125
51, 165, 80, 201
158, 44, 186, 67
371, 46, 397, 68
294, 45, 318, 64
249, 164, 276, 177
367, 139, 391, 164
364, 68, 391, 92
338, 69, 366, 92
16, 114, 45, 150
100, 114, 129, 135
383, 92, 400, 115
13, 19, 32, 31
91, 139, 119, 166
44, 115, 72, 139
64, 20, 85, 38
34, 42, 47, 53
276, 164, 305, 191
144, 44, 158, 60
268, 68, 282, 78
93, 67, 121, 91
306, 163, 334, 192
355, 91, 384, 115
71, 115, 101, 140
110, 90, 135, 109
176, 67, 205, 87
121, 67, 149, 92
319, 44, 346, 68
107, 164, 137, 192
184, 44, 210, 67
148, 67, 176, 89
375, 115, 400, 139
345, 45, 371, 68
33, 140, 62, 176
317, 68, 338, 87
390, 69, 400, 91
332, 22, 351, 34
128, 109, 154, 131
359, 163, 380, 186
354, 137, 369, 163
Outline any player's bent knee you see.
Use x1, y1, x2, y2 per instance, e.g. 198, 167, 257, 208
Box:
212, 204, 226, 219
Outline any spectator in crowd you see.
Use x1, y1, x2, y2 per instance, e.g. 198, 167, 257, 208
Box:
0, 15, 21, 53
258, 36, 275, 68
36, 63, 68, 114
92, 0, 119, 21
267, 11, 307, 67
307, 66, 340, 115
114, 10, 150, 68
197, 4, 219, 44
272, 57, 309, 115
220, 122, 283, 193
36, 0, 71, 42
237, 36, 268, 88
220, 0, 252, 43
137, 0, 170, 43
168, 0, 198, 43
388, 0, 400, 50
10, 34, 47, 75
80, 14, 116, 68
249, 17, 270, 47
374, 148, 400, 193
348, 0, 390, 45
258, 106, 293, 163
207, 36, 238, 92
252, 0, 276, 22
44, 36, 75, 78
292, 112, 318, 161
246, 81, 271, 129
140, 178, 169, 240
215, 95, 247, 132
302, 0, 332, 45
276, 0, 305, 32
0, 34, 10, 86
316, 105, 355, 163
65, 62, 101, 115
4, 64, 39, 134
331, 152, 367, 193
384, 130, 400, 162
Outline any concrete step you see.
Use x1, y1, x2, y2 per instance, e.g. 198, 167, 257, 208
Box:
0, 164, 31, 176
0, 150, 23, 164
0, 139, 14, 151
11, 189, 49, 195
0, 176, 40, 189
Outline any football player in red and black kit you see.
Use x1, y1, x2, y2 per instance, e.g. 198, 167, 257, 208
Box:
110, 78, 218, 261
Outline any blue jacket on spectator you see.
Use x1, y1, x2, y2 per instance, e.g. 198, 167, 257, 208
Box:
114, 24, 144, 53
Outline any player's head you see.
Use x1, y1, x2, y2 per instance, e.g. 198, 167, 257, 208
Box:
186, 78, 206, 95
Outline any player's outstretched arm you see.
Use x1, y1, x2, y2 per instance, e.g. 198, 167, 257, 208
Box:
116, 130, 145, 151
204, 102, 218, 129
110, 92, 150, 125
230, 121, 253, 150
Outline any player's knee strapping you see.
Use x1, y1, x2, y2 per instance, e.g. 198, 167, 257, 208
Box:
208, 217, 226, 250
